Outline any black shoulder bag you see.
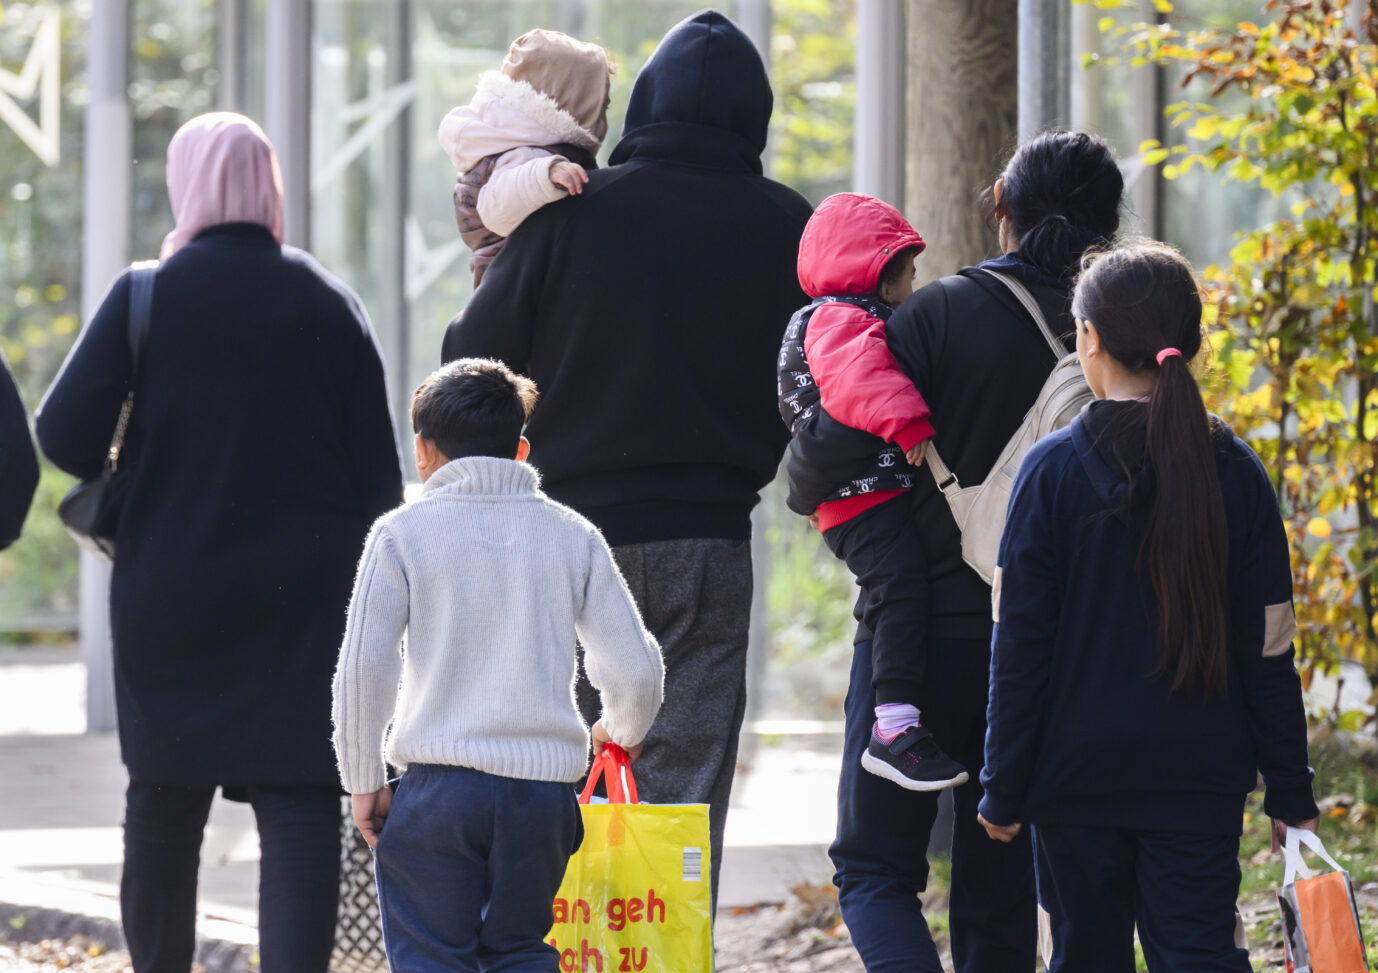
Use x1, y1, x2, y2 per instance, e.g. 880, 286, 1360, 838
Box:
57, 261, 157, 561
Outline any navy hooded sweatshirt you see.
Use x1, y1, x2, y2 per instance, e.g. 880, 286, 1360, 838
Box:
979, 400, 1318, 835
442, 9, 812, 546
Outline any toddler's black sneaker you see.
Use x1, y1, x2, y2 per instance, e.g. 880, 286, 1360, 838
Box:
861, 723, 969, 791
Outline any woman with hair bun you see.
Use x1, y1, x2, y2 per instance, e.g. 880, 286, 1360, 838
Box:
830, 130, 1124, 972
978, 242, 1317, 971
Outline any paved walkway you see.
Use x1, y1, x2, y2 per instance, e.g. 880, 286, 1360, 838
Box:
0, 649, 842, 937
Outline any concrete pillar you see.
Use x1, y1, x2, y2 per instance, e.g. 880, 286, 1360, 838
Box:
264, 0, 312, 249
854, 0, 906, 206
379, 1, 412, 433
1018, 0, 1070, 140
906, 0, 1019, 285
80, 0, 132, 734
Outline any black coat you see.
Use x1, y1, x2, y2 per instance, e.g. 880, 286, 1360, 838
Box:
37, 223, 403, 787
0, 352, 38, 551
885, 254, 1077, 644
442, 10, 812, 547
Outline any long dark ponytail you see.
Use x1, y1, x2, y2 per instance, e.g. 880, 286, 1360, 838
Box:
1073, 243, 1231, 698
991, 130, 1125, 279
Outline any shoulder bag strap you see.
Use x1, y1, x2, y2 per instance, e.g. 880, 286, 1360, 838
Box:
127, 260, 157, 374
924, 445, 962, 498
922, 271, 1060, 497
106, 262, 157, 473
981, 269, 1067, 360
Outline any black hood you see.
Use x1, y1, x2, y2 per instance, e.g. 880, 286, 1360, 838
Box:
1074, 399, 1153, 522
609, 9, 772, 172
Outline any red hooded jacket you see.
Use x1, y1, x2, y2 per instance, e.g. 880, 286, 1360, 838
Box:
796, 193, 932, 530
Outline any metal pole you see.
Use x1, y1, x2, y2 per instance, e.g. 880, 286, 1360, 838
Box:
1130, 0, 1165, 239
379, 1, 412, 435
81, 0, 131, 734
734, 0, 774, 177
265, 0, 312, 249
733, 0, 774, 735
854, 0, 906, 206
217, 0, 248, 113
1017, 0, 1070, 139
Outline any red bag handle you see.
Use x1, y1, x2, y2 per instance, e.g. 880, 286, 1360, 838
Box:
579, 743, 639, 805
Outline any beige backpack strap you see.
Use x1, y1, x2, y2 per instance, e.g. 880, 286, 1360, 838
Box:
925, 446, 961, 494
983, 270, 1066, 360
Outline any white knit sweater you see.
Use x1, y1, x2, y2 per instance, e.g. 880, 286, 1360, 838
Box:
332, 457, 664, 794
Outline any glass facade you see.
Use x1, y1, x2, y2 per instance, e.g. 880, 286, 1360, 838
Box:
0, 0, 1289, 717
0, 1, 90, 629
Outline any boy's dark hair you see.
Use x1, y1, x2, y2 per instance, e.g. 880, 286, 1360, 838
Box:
1072, 242, 1229, 699
878, 246, 921, 291
410, 358, 538, 461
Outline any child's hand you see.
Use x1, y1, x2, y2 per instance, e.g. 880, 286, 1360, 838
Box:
352, 786, 393, 848
592, 719, 643, 762
550, 160, 589, 195
905, 441, 929, 466
977, 812, 1022, 843
1270, 815, 1320, 854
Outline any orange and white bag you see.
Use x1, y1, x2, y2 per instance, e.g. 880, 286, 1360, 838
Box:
1277, 826, 1370, 973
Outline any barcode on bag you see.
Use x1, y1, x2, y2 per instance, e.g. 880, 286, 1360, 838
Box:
682, 847, 703, 882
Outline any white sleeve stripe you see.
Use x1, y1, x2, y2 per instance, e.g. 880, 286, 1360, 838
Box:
1262, 602, 1298, 658
991, 566, 1003, 624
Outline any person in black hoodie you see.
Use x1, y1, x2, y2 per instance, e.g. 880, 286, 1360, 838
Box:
828, 131, 1124, 972
442, 9, 812, 902
0, 352, 38, 551
36, 114, 403, 973
978, 242, 1317, 970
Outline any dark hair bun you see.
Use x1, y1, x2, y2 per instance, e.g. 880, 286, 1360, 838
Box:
998, 131, 1124, 279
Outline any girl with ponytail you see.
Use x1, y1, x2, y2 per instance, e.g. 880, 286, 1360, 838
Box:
976, 242, 1318, 971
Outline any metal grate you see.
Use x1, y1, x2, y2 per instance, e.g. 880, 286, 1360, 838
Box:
332, 799, 388, 973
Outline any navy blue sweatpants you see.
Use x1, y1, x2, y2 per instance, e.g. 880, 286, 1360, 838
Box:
373, 765, 583, 973
830, 636, 1036, 972
821, 495, 930, 705
1033, 825, 1250, 972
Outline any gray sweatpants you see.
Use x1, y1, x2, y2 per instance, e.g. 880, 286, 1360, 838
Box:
575, 537, 752, 907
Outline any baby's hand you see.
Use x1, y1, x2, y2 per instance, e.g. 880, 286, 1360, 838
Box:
905, 441, 929, 466
550, 160, 589, 195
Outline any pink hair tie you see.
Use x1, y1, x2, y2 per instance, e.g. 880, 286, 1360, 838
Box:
1156, 347, 1183, 367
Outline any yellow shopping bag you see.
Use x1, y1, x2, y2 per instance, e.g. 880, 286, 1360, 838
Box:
548, 745, 713, 973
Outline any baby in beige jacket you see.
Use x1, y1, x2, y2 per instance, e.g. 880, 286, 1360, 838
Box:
438, 29, 612, 288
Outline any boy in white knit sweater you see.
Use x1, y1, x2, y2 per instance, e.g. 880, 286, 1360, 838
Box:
333, 358, 664, 972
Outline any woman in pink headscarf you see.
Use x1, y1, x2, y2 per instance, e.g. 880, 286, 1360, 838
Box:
38, 113, 403, 973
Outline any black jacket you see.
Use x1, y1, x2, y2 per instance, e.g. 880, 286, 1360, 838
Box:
0, 352, 38, 551
980, 402, 1317, 833
777, 295, 911, 513
442, 10, 812, 546
885, 254, 1076, 643
37, 224, 403, 787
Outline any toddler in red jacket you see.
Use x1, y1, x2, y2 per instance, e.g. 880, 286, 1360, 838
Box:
778, 192, 966, 791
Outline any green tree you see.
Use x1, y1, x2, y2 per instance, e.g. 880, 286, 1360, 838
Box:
1092, 0, 1378, 706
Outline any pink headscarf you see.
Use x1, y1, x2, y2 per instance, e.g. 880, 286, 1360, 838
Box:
161, 112, 285, 258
